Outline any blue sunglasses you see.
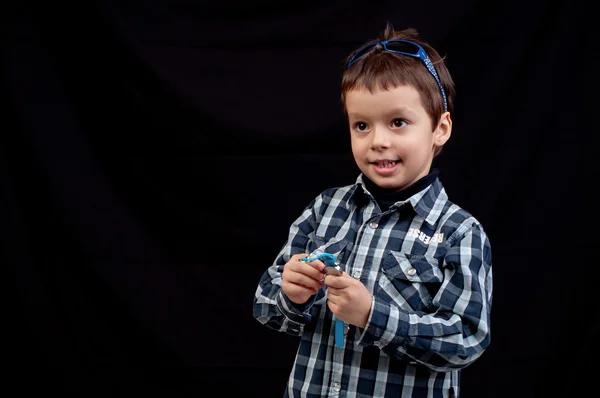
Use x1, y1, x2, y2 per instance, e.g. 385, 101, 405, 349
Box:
347, 39, 448, 112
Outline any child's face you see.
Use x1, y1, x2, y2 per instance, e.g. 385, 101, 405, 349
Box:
346, 84, 451, 192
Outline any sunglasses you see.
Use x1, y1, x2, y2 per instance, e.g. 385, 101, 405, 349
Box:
346, 39, 448, 112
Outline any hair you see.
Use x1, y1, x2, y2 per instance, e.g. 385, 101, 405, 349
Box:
341, 23, 456, 141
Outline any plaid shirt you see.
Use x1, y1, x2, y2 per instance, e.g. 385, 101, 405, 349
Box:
253, 174, 493, 398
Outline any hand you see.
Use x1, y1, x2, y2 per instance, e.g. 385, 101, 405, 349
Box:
281, 253, 326, 305
324, 273, 373, 328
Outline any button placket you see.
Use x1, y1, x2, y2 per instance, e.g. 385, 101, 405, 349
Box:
331, 343, 344, 395
333, 382, 341, 392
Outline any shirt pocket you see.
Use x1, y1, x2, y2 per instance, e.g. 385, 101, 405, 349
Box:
378, 251, 444, 312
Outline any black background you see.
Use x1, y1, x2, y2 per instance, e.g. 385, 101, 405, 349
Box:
2, 0, 597, 396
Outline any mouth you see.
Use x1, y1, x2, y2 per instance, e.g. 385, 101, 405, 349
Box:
370, 160, 399, 168
369, 159, 400, 176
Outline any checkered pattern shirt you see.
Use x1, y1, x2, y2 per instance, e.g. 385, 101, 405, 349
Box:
253, 174, 493, 397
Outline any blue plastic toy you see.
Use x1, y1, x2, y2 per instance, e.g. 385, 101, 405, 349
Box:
301, 251, 345, 348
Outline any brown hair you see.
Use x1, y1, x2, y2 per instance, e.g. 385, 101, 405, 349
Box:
341, 23, 456, 132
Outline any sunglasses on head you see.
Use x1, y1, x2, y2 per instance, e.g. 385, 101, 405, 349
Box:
346, 39, 448, 112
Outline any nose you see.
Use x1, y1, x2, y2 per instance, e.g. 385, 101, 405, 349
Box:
370, 125, 391, 151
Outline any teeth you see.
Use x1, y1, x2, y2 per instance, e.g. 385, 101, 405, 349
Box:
377, 161, 396, 168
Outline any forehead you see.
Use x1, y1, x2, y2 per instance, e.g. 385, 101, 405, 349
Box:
345, 84, 426, 117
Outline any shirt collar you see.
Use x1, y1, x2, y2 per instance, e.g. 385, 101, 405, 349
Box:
348, 173, 448, 226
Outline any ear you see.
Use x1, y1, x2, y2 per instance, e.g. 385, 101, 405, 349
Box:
433, 112, 452, 147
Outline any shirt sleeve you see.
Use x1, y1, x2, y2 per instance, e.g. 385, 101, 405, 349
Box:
252, 198, 325, 336
357, 220, 493, 372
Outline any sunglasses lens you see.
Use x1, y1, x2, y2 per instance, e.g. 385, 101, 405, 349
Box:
348, 43, 377, 65
385, 41, 420, 55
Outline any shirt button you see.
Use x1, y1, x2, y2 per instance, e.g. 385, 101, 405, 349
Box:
352, 270, 362, 279
369, 221, 378, 229
406, 267, 417, 276
333, 382, 341, 392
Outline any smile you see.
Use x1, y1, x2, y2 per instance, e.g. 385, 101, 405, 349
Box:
370, 160, 400, 175
371, 160, 398, 168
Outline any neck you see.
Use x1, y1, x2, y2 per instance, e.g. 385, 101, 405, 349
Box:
362, 169, 439, 211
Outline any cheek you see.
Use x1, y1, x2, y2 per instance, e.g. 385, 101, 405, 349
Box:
403, 135, 433, 154
350, 136, 364, 155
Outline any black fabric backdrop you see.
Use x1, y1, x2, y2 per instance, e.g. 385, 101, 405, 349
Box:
2, 0, 597, 396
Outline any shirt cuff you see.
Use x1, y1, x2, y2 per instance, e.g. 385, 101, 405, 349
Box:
357, 296, 410, 348
276, 290, 315, 324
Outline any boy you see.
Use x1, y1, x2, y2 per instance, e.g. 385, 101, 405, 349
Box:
253, 23, 492, 398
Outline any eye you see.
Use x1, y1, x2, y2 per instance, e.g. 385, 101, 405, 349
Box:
353, 122, 369, 132
391, 119, 407, 128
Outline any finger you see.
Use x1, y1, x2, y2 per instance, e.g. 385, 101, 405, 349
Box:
283, 281, 318, 298
327, 284, 340, 292
305, 259, 325, 272
288, 271, 323, 291
326, 290, 344, 307
327, 299, 339, 313
326, 287, 340, 298
289, 259, 325, 280
324, 273, 349, 288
